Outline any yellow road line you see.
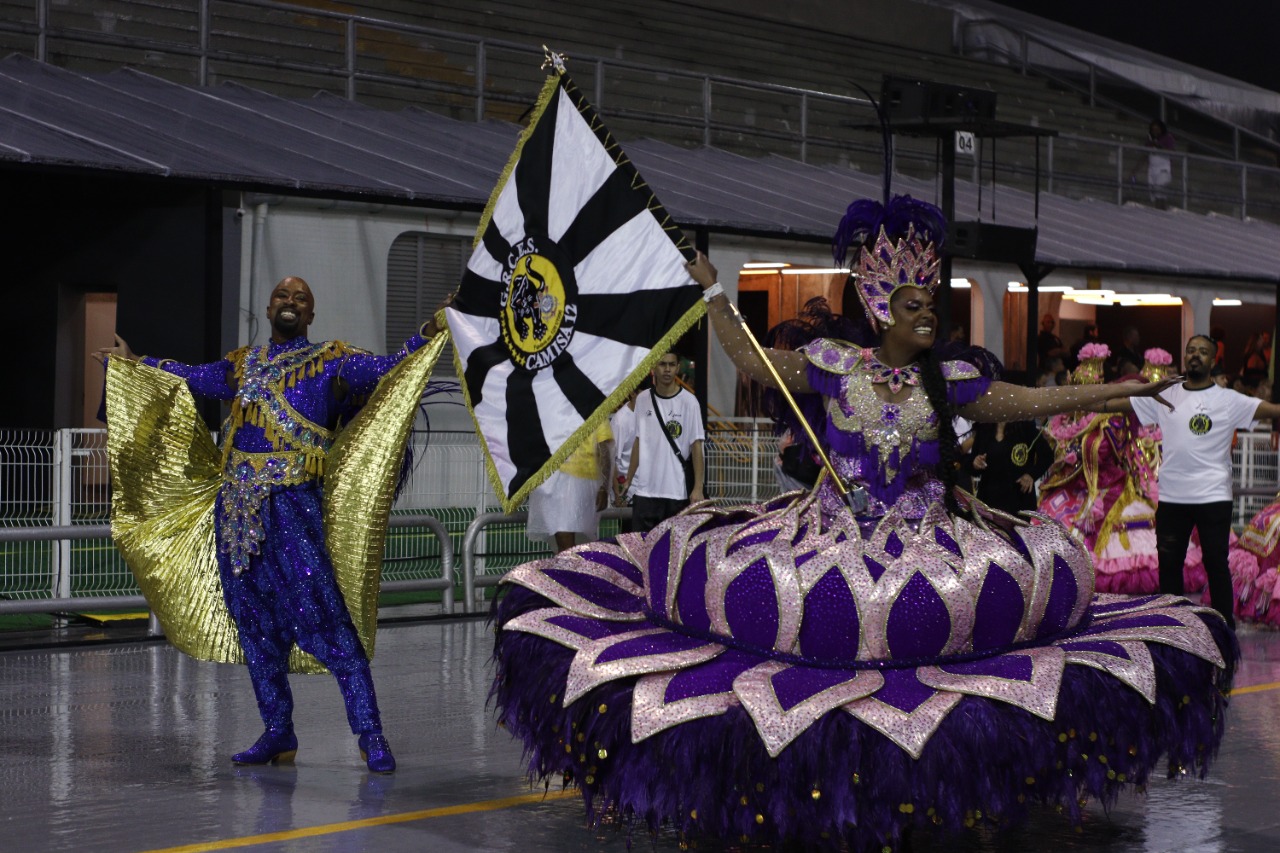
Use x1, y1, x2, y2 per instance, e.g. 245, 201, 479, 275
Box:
1231, 679, 1280, 696
139, 789, 579, 853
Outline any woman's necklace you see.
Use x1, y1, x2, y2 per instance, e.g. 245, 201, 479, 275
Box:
865, 348, 921, 395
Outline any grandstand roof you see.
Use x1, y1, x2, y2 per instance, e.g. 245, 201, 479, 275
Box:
3, 55, 1279, 283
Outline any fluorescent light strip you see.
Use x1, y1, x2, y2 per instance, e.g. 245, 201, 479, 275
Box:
779, 267, 850, 275
1213, 298, 1242, 306
742, 262, 790, 269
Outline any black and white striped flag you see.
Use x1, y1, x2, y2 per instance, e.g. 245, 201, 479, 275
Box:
447, 67, 705, 512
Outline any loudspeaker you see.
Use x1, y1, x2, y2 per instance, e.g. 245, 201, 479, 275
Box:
948, 222, 1037, 266
881, 77, 997, 125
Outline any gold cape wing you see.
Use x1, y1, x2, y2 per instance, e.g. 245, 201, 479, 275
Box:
323, 332, 449, 663
105, 333, 448, 674
105, 357, 243, 666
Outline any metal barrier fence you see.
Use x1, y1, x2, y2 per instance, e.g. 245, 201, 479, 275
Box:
0, 424, 783, 615
3, 424, 1276, 617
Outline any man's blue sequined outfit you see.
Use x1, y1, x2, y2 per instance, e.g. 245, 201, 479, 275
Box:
143, 334, 426, 735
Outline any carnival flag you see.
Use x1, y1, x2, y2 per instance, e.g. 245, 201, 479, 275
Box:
446, 63, 705, 512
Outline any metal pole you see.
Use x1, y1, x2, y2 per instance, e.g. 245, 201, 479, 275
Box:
345, 18, 356, 100
1046, 136, 1054, 194
198, 0, 209, 86
1117, 146, 1125, 206
475, 41, 487, 120
799, 93, 808, 164
1241, 162, 1248, 220
702, 76, 712, 147
750, 424, 759, 503
938, 133, 956, 340
36, 0, 47, 62
53, 429, 72, 600
595, 58, 604, 113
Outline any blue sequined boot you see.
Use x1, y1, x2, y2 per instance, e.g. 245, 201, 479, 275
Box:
231, 728, 298, 765
358, 732, 395, 773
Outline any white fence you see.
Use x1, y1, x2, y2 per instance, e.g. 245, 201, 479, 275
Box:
3, 423, 1272, 607
0, 422, 783, 605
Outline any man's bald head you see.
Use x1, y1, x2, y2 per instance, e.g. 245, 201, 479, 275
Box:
266, 276, 316, 343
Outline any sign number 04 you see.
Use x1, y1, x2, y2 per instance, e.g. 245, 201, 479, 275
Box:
955, 131, 976, 156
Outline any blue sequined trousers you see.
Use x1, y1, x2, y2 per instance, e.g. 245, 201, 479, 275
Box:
216, 481, 381, 735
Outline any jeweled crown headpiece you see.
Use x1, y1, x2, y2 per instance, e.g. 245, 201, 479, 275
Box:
833, 196, 947, 332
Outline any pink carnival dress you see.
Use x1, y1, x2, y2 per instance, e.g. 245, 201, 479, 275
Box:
1038, 410, 1167, 593
1232, 497, 1280, 626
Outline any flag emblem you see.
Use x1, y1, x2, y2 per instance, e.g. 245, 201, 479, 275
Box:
500, 236, 577, 371
447, 67, 705, 512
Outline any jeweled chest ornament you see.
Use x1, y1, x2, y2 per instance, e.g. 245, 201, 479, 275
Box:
864, 349, 921, 395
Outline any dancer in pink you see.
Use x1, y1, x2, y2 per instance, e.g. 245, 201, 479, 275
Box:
1038, 344, 1163, 593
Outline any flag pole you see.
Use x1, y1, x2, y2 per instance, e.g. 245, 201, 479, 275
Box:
715, 298, 868, 513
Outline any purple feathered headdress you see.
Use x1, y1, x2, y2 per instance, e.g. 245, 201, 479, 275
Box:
833, 196, 948, 332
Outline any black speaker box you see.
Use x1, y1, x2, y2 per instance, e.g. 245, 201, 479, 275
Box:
881, 77, 997, 124
947, 221, 1037, 266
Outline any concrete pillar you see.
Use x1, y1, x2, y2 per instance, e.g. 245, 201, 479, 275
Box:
1183, 288, 1214, 348
970, 271, 1005, 359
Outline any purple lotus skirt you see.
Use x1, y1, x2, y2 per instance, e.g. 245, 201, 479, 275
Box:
491, 492, 1237, 850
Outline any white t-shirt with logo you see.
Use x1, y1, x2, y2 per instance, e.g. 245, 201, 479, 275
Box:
632, 387, 705, 500
1131, 383, 1260, 503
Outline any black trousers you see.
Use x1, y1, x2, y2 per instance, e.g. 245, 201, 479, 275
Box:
1156, 499, 1235, 629
632, 495, 689, 533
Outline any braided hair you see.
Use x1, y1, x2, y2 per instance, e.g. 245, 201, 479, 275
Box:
917, 347, 964, 516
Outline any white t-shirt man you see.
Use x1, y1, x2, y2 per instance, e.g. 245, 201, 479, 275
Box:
632, 387, 705, 500
1131, 383, 1261, 503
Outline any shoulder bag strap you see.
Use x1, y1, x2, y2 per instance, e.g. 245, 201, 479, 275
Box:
649, 388, 687, 463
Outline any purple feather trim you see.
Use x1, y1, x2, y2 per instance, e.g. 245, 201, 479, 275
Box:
492, 586, 1237, 852
948, 374, 991, 407
806, 362, 846, 398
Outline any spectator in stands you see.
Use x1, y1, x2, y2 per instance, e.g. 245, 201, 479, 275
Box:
527, 420, 614, 553
621, 351, 706, 532
1143, 119, 1176, 208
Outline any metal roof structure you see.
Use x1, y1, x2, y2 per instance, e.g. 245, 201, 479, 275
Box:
4, 54, 1279, 283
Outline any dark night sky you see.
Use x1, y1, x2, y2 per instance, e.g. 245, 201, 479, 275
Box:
992, 1, 1280, 94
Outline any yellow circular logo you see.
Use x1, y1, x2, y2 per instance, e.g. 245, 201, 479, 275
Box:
499, 239, 577, 371
1189, 413, 1212, 436
666, 419, 683, 438
1010, 443, 1029, 467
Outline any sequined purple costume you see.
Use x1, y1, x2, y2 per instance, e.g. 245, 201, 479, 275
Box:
491, 339, 1237, 851
144, 334, 426, 737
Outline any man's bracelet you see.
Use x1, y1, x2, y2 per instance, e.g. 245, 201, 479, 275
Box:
702, 282, 724, 302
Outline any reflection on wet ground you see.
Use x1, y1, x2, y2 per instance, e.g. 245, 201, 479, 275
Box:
1, 619, 1278, 852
